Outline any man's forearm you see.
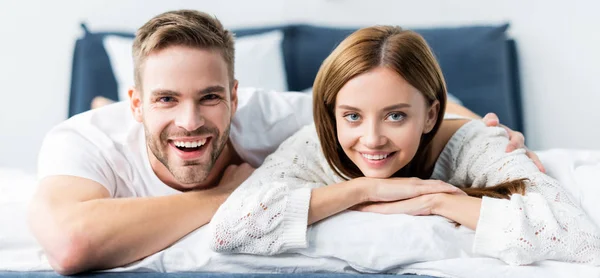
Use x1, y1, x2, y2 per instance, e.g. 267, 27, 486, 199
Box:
35, 191, 224, 274
445, 100, 480, 119
76, 192, 223, 270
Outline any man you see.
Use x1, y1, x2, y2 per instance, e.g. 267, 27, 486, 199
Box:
28, 10, 540, 275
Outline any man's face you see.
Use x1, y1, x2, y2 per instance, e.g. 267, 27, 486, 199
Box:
130, 45, 237, 190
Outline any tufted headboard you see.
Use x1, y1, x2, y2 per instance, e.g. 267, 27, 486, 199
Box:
69, 23, 523, 131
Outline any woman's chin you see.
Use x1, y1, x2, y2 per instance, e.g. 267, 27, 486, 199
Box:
360, 169, 397, 179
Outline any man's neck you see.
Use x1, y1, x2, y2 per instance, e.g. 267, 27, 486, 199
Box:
201, 139, 243, 187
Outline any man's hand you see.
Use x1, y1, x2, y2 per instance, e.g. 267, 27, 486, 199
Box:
482, 113, 545, 173
91, 96, 116, 109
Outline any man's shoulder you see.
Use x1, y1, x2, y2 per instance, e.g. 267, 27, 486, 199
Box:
40, 101, 141, 165
38, 101, 144, 197
48, 101, 137, 144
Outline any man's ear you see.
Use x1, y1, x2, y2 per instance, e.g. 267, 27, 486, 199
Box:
129, 87, 143, 123
424, 100, 440, 134
229, 80, 239, 117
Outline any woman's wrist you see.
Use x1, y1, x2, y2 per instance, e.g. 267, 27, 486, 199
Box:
431, 193, 482, 230
308, 178, 372, 224
430, 193, 450, 216
350, 177, 372, 204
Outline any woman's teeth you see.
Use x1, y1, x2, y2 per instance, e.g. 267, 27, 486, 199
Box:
361, 153, 390, 160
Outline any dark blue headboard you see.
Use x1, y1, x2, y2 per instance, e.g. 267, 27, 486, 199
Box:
69, 23, 523, 132
69, 24, 133, 118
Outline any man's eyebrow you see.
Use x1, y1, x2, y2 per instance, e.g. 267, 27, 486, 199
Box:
198, 85, 226, 95
150, 89, 181, 97
149, 86, 227, 97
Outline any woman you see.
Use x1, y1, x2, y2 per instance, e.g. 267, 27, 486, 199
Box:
209, 26, 600, 265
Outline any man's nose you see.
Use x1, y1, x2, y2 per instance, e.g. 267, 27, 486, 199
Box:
174, 102, 205, 131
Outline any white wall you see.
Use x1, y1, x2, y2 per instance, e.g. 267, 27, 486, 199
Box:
1, 0, 598, 172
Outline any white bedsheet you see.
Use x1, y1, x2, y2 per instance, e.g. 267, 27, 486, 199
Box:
1, 149, 599, 277
0, 168, 49, 271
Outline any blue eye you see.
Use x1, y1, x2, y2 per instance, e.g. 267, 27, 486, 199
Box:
158, 97, 174, 103
201, 94, 222, 105
344, 113, 361, 122
386, 112, 405, 122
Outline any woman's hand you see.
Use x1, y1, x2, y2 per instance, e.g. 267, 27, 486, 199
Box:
353, 193, 444, 216
307, 178, 462, 226
363, 177, 465, 203
354, 192, 482, 230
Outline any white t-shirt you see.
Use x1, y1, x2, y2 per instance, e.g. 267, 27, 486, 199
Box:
37, 88, 313, 198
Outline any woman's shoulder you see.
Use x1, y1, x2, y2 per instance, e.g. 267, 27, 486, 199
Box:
429, 119, 470, 165
266, 123, 341, 182
436, 119, 512, 160
430, 120, 509, 164
431, 120, 506, 180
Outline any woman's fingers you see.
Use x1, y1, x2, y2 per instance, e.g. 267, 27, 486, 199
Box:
355, 196, 435, 216
371, 178, 461, 202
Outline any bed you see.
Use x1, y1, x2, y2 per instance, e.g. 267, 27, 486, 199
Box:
1, 23, 529, 277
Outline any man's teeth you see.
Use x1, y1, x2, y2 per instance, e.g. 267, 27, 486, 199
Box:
362, 153, 390, 160
174, 139, 207, 148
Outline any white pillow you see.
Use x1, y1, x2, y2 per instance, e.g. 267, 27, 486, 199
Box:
0, 167, 49, 271
103, 36, 135, 101
233, 30, 287, 93
103, 30, 287, 101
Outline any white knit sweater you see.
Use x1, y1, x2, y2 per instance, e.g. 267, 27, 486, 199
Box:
209, 120, 600, 265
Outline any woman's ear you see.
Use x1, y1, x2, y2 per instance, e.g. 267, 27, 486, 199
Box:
424, 100, 440, 134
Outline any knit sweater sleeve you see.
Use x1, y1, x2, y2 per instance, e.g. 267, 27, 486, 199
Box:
209, 124, 336, 255
432, 120, 600, 265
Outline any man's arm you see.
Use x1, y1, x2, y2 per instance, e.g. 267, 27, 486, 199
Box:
28, 164, 252, 275
444, 99, 545, 172
91, 96, 116, 109
445, 100, 481, 119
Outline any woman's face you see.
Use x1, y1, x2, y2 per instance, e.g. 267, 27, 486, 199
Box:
334, 66, 438, 178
